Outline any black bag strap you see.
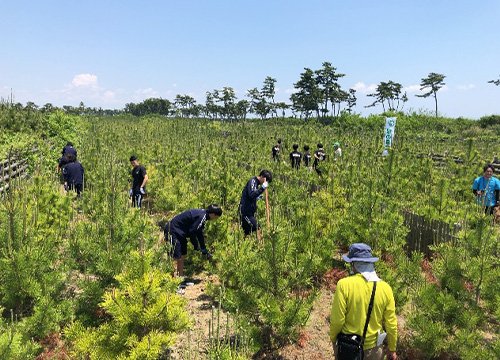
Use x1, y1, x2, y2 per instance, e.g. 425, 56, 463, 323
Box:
361, 281, 377, 344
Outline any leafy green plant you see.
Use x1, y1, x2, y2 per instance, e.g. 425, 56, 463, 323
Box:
65, 250, 190, 359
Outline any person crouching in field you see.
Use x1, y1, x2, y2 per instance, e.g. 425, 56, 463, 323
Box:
129, 155, 148, 208
62, 153, 84, 197
472, 164, 500, 215
330, 243, 398, 360
239, 170, 272, 241
162, 205, 222, 278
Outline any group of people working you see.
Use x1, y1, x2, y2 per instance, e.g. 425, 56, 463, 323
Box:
55, 141, 500, 360
272, 139, 342, 175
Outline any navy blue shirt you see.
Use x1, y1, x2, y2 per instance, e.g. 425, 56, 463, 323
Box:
290, 151, 302, 168
166, 209, 209, 250
304, 151, 312, 166
131, 165, 147, 190
62, 161, 84, 185
313, 149, 326, 167
239, 176, 265, 216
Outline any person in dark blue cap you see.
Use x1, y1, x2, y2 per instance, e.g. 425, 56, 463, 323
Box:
163, 204, 223, 277
330, 243, 398, 360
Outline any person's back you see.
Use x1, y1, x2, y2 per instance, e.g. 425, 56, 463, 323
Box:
330, 274, 397, 351
63, 161, 84, 184
62, 160, 84, 196
168, 209, 207, 238
330, 243, 397, 360
303, 145, 312, 167
290, 144, 302, 169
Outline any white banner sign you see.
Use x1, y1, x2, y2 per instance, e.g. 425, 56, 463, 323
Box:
382, 117, 397, 156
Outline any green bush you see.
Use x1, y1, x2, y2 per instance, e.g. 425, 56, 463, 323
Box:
65, 250, 190, 359
478, 114, 500, 128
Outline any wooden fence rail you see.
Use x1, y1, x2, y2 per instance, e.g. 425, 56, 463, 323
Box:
0, 155, 29, 193
403, 210, 458, 257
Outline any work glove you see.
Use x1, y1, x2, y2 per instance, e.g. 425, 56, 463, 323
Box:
200, 248, 212, 259
140, 187, 146, 195
257, 194, 264, 201
262, 181, 269, 189
129, 189, 133, 197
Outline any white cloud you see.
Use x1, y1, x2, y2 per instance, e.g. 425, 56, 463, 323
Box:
71, 73, 98, 88
131, 88, 160, 102
457, 84, 475, 90
404, 84, 421, 93
284, 88, 296, 94
103, 90, 116, 101
351, 82, 377, 94
135, 88, 158, 97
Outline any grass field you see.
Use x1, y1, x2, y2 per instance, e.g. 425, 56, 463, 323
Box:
0, 112, 499, 359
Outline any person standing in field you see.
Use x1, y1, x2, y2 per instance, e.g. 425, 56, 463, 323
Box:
62, 153, 84, 197
289, 144, 302, 169
333, 142, 342, 160
303, 145, 312, 168
472, 164, 500, 215
239, 169, 272, 240
313, 143, 327, 176
272, 139, 282, 161
163, 204, 222, 278
129, 155, 148, 208
330, 243, 398, 360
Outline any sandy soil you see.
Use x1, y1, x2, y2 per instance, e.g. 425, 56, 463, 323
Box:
276, 288, 335, 360
169, 273, 231, 360
168, 268, 346, 360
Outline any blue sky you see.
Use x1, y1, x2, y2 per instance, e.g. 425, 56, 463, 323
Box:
1, 0, 499, 118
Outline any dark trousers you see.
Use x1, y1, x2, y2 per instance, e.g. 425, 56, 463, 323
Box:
67, 183, 83, 197
132, 189, 144, 208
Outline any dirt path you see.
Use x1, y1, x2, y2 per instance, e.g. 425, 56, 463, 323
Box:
169, 271, 338, 360
169, 273, 228, 360
277, 288, 335, 360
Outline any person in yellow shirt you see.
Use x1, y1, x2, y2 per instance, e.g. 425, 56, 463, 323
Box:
330, 243, 398, 360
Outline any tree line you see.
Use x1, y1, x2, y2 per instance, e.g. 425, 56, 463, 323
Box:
4, 63, 500, 120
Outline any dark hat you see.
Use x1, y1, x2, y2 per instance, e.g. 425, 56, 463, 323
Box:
129, 155, 137, 162
342, 243, 379, 263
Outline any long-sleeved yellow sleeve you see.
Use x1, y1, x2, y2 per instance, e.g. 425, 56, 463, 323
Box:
329, 274, 398, 351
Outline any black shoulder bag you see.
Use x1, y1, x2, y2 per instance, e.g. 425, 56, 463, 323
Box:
336, 282, 377, 360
